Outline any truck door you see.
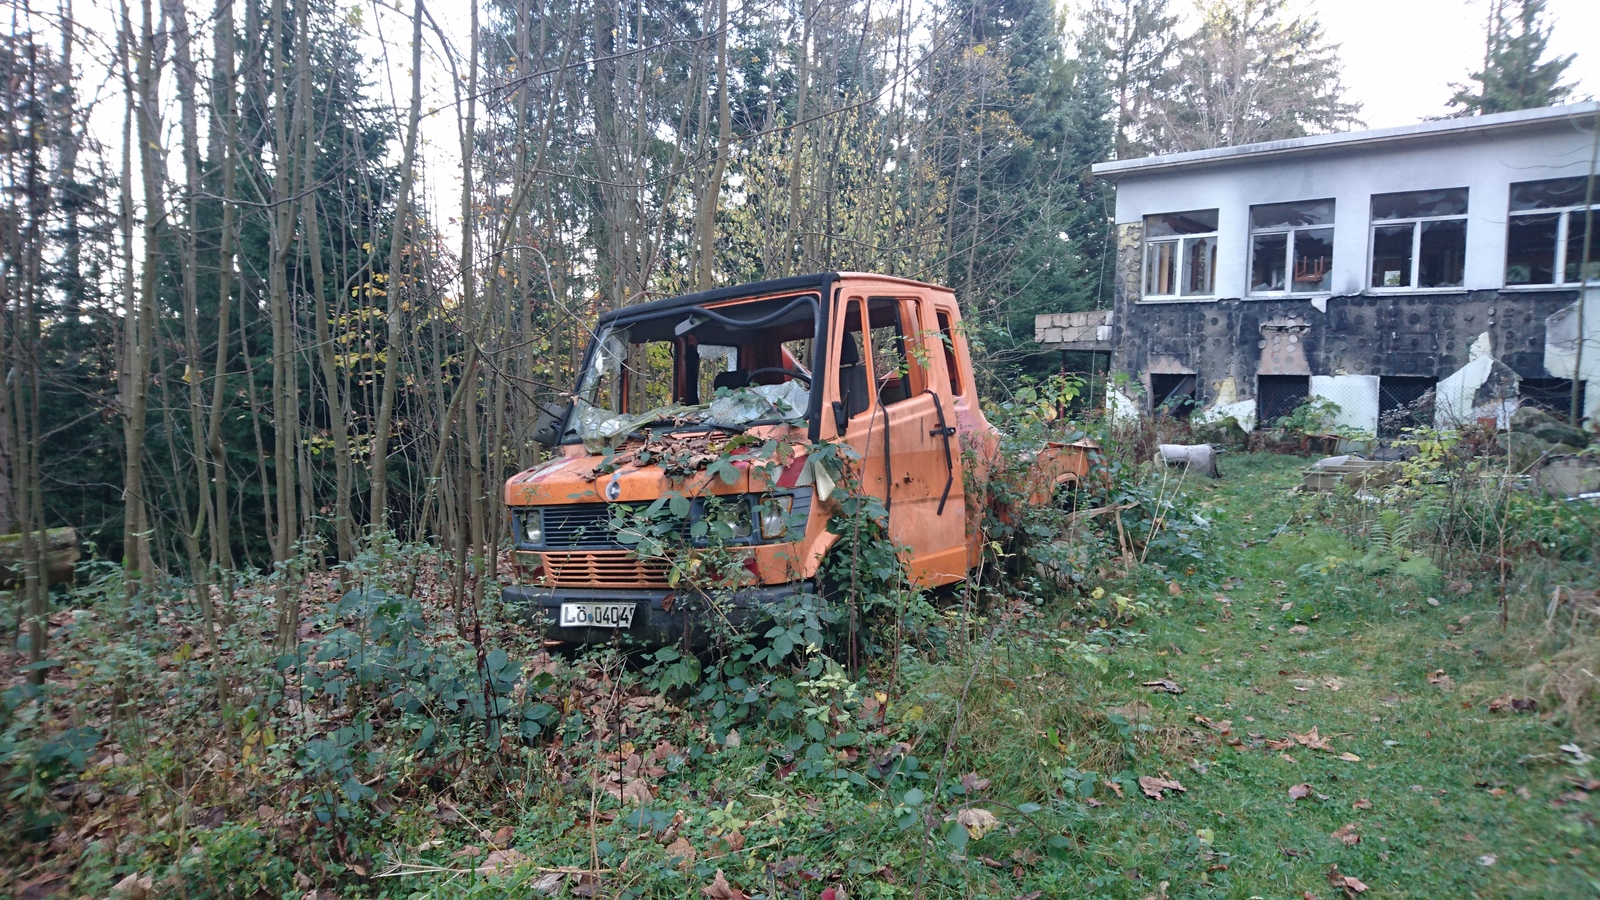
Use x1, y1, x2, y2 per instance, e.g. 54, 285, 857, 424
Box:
830, 294, 967, 586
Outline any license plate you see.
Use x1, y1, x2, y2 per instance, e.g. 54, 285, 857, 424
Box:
559, 602, 636, 629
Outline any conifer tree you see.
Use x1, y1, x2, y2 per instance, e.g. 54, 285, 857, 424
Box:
1448, 0, 1574, 116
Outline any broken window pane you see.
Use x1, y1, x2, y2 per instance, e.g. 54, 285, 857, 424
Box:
1417, 219, 1466, 288
1510, 176, 1589, 212
1251, 232, 1288, 292
1505, 214, 1559, 285
1182, 235, 1217, 295
1565, 211, 1600, 283
1250, 199, 1334, 229
1372, 188, 1468, 220
1292, 228, 1334, 292
1144, 239, 1177, 295
1145, 209, 1218, 236
1371, 224, 1414, 288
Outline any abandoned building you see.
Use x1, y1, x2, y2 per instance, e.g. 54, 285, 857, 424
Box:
1036, 101, 1600, 435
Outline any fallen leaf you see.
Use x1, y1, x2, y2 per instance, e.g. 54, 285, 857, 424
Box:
702, 869, 749, 900
1290, 625, 1310, 635
725, 830, 746, 851
1479, 854, 1497, 866
952, 807, 1001, 840
1331, 823, 1360, 846
1289, 783, 1313, 801
1144, 679, 1184, 694
666, 837, 698, 868
1107, 780, 1125, 798
1351, 798, 1372, 810
489, 825, 515, 848
960, 772, 991, 793
1323, 678, 1344, 691
1168, 581, 1183, 597
1426, 597, 1440, 607
1338, 752, 1362, 762
530, 872, 565, 896
1427, 670, 1453, 689
1291, 727, 1333, 751
1139, 776, 1186, 799
1085, 798, 1105, 807
1380, 695, 1400, 707
1488, 787, 1507, 797
1326, 865, 1370, 896
451, 845, 483, 859
621, 779, 653, 804
475, 848, 529, 875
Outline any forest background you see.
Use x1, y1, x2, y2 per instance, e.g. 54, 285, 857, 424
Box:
0, 0, 1582, 650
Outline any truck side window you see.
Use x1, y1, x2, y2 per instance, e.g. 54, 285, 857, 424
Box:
837, 299, 871, 419
936, 309, 964, 396
867, 297, 920, 406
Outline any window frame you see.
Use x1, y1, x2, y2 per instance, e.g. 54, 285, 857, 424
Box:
1504, 185, 1600, 288
1247, 199, 1336, 297
1367, 189, 1470, 293
1141, 210, 1219, 302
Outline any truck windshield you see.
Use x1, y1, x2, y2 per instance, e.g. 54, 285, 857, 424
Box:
567, 293, 817, 448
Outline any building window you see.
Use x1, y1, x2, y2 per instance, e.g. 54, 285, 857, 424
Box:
1505, 176, 1600, 286
1369, 188, 1468, 290
1150, 373, 1198, 419
1143, 209, 1218, 299
1250, 199, 1334, 294
1257, 375, 1310, 427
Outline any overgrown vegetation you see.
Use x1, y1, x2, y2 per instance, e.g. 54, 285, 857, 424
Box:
10, 390, 1595, 897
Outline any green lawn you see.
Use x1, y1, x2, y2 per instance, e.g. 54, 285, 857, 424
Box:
339, 453, 1596, 899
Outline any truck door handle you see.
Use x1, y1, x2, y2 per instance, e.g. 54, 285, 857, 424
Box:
923, 391, 955, 515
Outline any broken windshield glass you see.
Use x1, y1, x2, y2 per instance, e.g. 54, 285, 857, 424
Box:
566, 294, 818, 449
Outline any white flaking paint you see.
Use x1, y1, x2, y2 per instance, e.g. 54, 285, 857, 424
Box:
1310, 374, 1379, 434
1435, 332, 1519, 429
1543, 287, 1600, 425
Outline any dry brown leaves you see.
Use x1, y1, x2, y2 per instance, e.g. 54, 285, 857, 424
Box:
1427, 670, 1454, 689
1144, 679, 1184, 694
1330, 823, 1360, 846
1288, 783, 1313, 801
1326, 865, 1370, 896
1139, 775, 1187, 800
703, 869, 750, 900
1488, 695, 1538, 713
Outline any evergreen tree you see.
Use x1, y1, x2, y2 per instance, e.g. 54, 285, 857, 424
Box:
1143, 0, 1360, 153
1082, 0, 1178, 158
1448, 0, 1575, 116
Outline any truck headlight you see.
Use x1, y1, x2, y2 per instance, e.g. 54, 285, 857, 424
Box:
759, 495, 795, 540
710, 499, 753, 541
521, 512, 543, 545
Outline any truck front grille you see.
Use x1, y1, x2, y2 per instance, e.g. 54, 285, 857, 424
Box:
537, 550, 671, 589
541, 502, 640, 549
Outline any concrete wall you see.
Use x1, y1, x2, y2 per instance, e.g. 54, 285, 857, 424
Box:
1104, 113, 1596, 425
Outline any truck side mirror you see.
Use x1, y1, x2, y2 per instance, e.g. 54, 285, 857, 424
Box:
531, 401, 570, 448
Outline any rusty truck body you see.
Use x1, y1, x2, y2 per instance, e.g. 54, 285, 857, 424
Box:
502, 272, 1092, 645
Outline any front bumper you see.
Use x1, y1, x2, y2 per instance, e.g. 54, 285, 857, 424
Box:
501, 582, 806, 647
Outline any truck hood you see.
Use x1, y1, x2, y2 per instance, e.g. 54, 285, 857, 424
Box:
504, 426, 812, 507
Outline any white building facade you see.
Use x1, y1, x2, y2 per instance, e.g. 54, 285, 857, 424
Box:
1084, 102, 1600, 433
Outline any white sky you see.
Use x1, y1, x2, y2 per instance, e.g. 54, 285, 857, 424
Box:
1310, 0, 1598, 128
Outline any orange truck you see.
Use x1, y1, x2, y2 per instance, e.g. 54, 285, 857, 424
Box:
503, 272, 1093, 645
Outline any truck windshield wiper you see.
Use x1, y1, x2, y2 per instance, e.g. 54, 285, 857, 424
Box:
640, 421, 747, 435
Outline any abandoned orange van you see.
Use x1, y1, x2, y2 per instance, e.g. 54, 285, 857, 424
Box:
502, 273, 1092, 645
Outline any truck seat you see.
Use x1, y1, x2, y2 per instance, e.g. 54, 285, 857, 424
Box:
838, 336, 870, 418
